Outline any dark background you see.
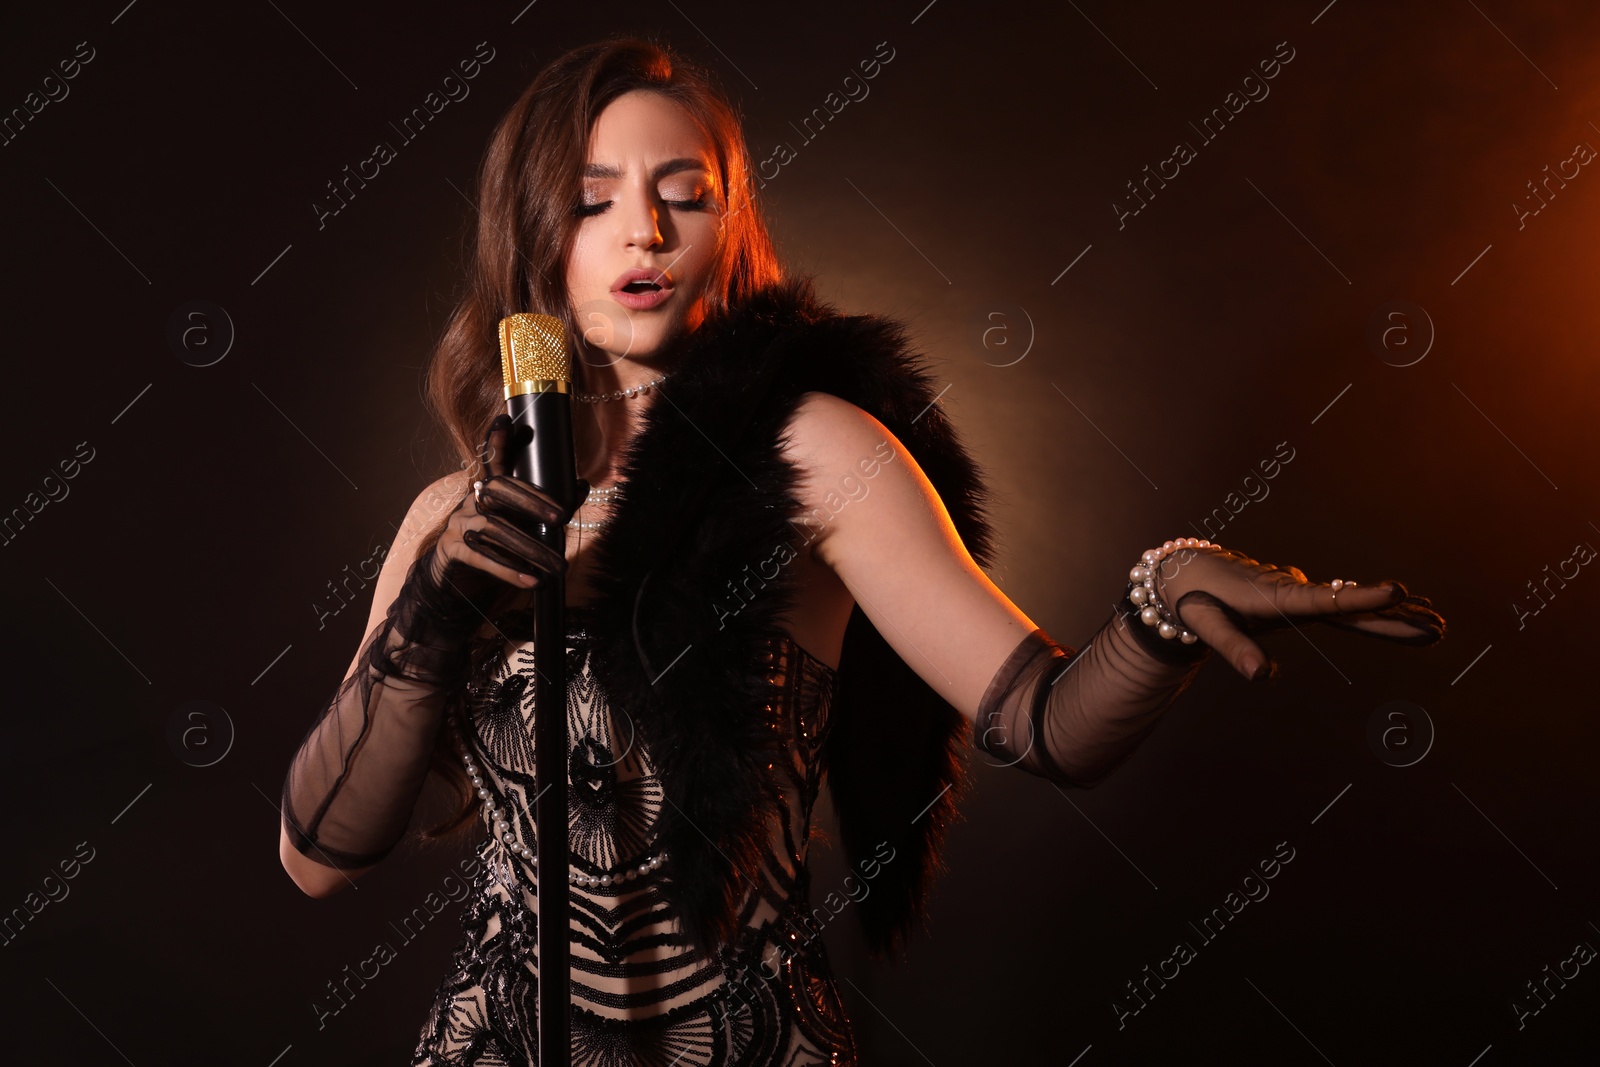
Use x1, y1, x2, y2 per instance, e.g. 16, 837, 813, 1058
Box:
2, 0, 1596, 1063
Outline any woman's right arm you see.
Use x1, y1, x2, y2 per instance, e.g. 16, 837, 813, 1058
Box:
278, 469, 469, 898
278, 414, 586, 898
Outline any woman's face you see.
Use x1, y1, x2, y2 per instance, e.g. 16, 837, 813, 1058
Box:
565, 89, 726, 368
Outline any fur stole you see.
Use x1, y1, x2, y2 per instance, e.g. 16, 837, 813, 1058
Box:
576, 275, 997, 959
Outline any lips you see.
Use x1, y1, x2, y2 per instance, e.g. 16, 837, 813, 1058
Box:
611, 267, 674, 294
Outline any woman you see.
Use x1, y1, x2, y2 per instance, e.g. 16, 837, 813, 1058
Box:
278, 36, 1446, 1065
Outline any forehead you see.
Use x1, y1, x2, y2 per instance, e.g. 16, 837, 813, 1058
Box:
584, 90, 715, 175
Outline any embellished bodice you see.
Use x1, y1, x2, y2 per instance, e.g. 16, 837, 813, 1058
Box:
412, 604, 859, 1065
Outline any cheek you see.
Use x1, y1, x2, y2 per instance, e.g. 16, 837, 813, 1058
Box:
684, 218, 726, 281
568, 230, 594, 264
565, 234, 600, 291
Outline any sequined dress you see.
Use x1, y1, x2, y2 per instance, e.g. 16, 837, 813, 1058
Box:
411, 604, 859, 1065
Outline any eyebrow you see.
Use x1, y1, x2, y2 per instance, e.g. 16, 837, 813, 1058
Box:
582, 157, 712, 181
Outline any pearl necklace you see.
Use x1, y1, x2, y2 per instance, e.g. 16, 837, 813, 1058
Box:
450, 716, 668, 888
566, 480, 625, 532
574, 369, 675, 403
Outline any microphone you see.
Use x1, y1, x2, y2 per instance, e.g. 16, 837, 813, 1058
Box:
497, 311, 576, 1066
497, 312, 578, 534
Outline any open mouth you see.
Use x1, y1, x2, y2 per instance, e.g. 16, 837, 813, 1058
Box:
620, 280, 662, 294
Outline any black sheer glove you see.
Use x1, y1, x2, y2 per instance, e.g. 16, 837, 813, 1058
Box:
1149, 544, 1446, 679
392, 415, 589, 691
280, 413, 588, 870
976, 543, 1447, 789
975, 612, 1209, 789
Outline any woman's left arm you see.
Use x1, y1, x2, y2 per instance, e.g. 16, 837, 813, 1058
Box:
781, 392, 1445, 788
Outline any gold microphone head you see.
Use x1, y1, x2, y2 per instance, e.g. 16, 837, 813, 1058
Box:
498, 313, 570, 398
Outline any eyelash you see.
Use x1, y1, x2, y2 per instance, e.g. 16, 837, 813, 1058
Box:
574, 193, 709, 218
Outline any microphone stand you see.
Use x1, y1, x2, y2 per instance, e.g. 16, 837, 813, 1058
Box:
531, 555, 570, 1065
500, 313, 576, 1066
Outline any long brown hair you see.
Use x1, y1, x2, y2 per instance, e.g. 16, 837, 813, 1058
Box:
413, 34, 784, 846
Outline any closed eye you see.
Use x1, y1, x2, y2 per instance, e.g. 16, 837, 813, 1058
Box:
574, 193, 711, 218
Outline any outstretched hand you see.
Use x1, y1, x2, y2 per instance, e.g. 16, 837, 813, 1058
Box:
1148, 542, 1446, 681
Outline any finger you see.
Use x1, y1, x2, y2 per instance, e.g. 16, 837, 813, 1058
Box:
1312, 597, 1447, 646
467, 522, 567, 579
479, 413, 515, 481
477, 474, 566, 528
467, 517, 568, 578
1172, 590, 1274, 680
441, 538, 537, 591
1279, 575, 1407, 618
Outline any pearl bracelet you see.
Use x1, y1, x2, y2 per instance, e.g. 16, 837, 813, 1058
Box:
1128, 538, 1213, 646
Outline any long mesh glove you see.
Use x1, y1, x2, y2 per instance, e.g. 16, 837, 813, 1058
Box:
975, 610, 1211, 788
978, 542, 1446, 788
281, 414, 587, 869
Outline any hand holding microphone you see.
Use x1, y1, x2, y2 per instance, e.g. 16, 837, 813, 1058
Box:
434, 412, 589, 593
377, 313, 583, 688
418, 310, 584, 611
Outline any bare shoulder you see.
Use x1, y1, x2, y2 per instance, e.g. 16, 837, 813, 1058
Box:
395, 469, 471, 556
418, 467, 473, 514
778, 390, 924, 563
779, 390, 898, 468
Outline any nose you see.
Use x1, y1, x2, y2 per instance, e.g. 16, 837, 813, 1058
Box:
622, 186, 664, 251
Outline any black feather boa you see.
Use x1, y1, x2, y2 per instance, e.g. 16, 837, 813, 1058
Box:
571, 274, 998, 960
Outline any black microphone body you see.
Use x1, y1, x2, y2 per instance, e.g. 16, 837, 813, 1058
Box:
507, 387, 578, 541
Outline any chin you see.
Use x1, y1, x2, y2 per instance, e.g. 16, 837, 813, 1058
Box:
627, 305, 707, 358
577, 326, 665, 367
570, 290, 708, 365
